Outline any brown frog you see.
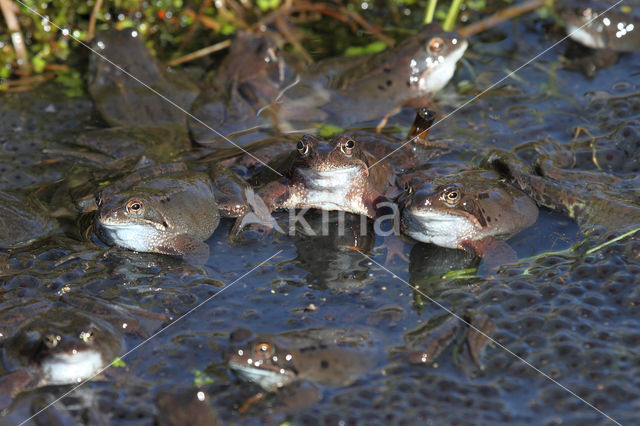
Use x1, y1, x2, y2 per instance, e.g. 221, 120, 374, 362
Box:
486, 149, 640, 233
400, 170, 538, 266
93, 167, 220, 262
556, 0, 640, 75
89, 28, 199, 128
0, 307, 123, 410
227, 327, 383, 414
189, 31, 292, 145
276, 24, 467, 130
255, 134, 396, 218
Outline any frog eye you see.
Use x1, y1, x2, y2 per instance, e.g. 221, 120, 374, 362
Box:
79, 330, 94, 344
428, 37, 444, 54
253, 342, 275, 359
404, 182, 413, 194
126, 199, 144, 215
341, 138, 356, 155
44, 333, 60, 349
265, 46, 280, 63
442, 186, 461, 205
297, 139, 309, 156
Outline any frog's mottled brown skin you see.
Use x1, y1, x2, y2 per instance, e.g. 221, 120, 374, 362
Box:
557, 0, 640, 52
96, 169, 220, 262
89, 28, 199, 128
486, 149, 640, 232
256, 134, 395, 218
400, 170, 538, 258
276, 24, 467, 129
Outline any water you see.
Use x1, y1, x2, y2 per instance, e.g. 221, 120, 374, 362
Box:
1, 10, 639, 426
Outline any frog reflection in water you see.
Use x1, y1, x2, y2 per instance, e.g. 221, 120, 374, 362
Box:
400, 170, 538, 267
276, 24, 467, 130
95, 169, 220, 262
0, 308, 123, 408
556, 0, 640, 75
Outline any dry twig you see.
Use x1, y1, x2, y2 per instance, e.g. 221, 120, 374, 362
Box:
167, 39, 232, 66
0, 0, 29, 71
458, 0, 546, 37
87, 0, 103, 41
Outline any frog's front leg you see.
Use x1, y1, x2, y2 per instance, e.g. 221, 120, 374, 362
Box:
460, 236, 517, 276
156, 234, 210, 264
228, 183, 288, 238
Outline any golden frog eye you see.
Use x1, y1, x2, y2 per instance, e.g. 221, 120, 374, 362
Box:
126, 199, 144, 215
253, 342, 275, 359
428, 37, 444, 54
80, 330, 94, 344
44, 333, 60, 349
341, 138, 355, 155
442, 186, 461, 205
297, 139, 309, 156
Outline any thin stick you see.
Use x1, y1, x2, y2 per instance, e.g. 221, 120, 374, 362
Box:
275, 15, 313, 64
458, 0, 546, 37
424, 0, 437, 24
0, 0, 28, 70
178, 0, 211, 51
443, 0, 463, 31
339, 6, 395, 46
87, 0, 103, 41
184, 8, 221, 31
167, 39, 232, 66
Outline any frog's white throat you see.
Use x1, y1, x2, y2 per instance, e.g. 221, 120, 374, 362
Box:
419, 39, 469, 93
41, 349, 105, 385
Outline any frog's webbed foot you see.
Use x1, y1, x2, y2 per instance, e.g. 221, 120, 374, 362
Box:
393, 315, 460, 366
227, 186, 282, 241
377, 235, 410, 266
157, 235, 210, 264
461, 237, 516, 276
242, 381, 321, 421
456, 312, 495, 376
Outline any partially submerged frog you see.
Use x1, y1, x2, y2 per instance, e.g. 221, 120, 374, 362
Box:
393, 312, 494, 376
228, 327, 382, 414
189, 31, 291, 145
89, 28, 199, 128
0, 307, 123, 409
276, 24, 467, 130
0, 191, 58, 249
254, 134, 406, 219
557, 0, 640, 52
556, 0, 640, 75
400, 170, 538, 265
94, 167, 220, 262
486, 149, 640, 233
